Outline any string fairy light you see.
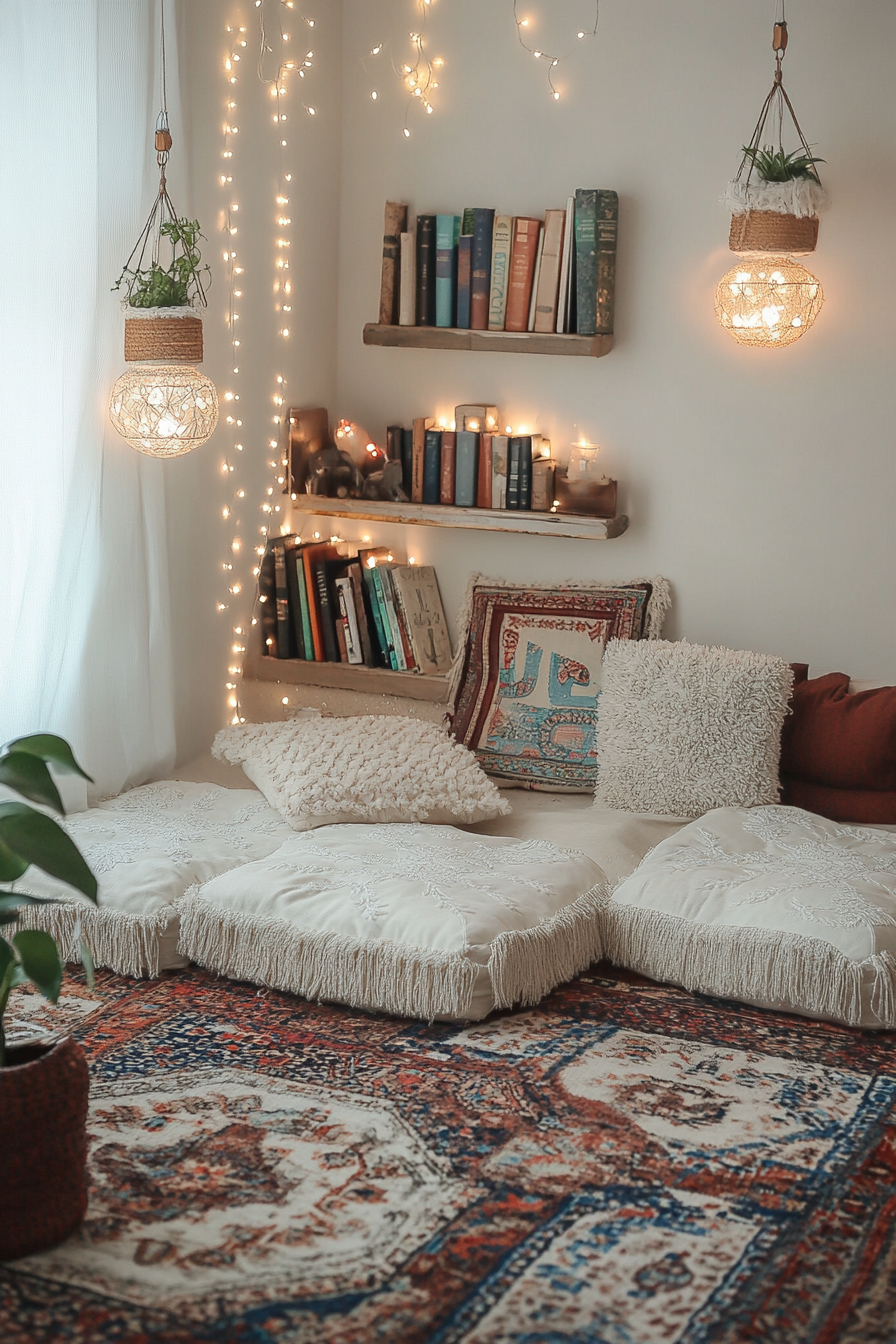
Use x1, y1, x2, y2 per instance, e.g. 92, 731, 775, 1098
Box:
512, 0, 600, 101
364, 0, 443, 139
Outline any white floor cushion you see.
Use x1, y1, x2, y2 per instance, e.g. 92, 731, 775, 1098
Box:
604, 804, 896, 1029
11, 782, 295, 977
177, 823, 607, 1021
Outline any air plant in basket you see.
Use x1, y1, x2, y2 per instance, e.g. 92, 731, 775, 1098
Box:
0, 734, 98, 1262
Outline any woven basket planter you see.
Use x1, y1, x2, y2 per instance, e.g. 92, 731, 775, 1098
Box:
124, 313, 204, 362
0, 1035, 90, 1260
728, 210, 819, 256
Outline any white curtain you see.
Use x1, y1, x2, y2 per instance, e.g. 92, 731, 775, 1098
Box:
0, 0, 177, 799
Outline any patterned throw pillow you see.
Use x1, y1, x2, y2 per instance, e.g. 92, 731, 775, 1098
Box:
594, 640, 793, 817
448, 576, 670, 792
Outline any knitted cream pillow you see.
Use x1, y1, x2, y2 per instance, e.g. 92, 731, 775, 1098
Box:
594, 640, 793, 817
213, 716, 511, 830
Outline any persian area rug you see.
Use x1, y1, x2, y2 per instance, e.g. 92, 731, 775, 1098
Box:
3, 966, 896, 1344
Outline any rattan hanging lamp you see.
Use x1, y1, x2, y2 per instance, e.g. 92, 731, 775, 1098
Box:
714, 8, 827, 348
109, 4, 218, 457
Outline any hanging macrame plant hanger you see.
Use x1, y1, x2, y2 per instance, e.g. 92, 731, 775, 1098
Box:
725, 16, 828, 256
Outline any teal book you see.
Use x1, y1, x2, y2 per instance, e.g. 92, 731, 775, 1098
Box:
376, 566, 408, 670
422, 429, 442, 504
454, 431, 479, 507
435, 214, 460, 328
295, 552, 314, 660
370, 566, 398, 669
574, 188, 618, 336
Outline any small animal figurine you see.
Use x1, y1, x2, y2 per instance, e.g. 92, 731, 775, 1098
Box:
306, 443, 364, 498
361, 459, 408, 502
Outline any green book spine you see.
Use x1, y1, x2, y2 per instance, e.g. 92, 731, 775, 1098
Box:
371, 567, 398, 669
362, 566, 391, 666
295, 555, 314, 660
574, 189, 598, 337
596, 189, 618, 335
461, 207, 476, 236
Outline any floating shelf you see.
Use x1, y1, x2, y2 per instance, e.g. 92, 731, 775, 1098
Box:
289, 496, 628, 541
242, 650, 449, 703
363, 323, 613, 359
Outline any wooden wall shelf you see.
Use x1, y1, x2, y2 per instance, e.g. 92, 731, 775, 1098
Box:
289, 496, 628, 541
243, 649, 449, 703
363, 323, 613, 359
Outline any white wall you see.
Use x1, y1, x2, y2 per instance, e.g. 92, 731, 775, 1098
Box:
172, 0, 896, 762
335, 0, 896, 679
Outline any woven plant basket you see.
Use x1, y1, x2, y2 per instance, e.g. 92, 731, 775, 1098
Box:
124, 314, 204, 362
0, 1035, 90, 1260
729, 209, 819, 256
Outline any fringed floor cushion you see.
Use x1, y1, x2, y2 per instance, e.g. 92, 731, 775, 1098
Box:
10, 782, 295, 977
605, 804, 896, 1029
177, 823, 608, 1021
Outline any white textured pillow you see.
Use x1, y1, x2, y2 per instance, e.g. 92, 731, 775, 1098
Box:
604, 805, 896, 1029
178, 823, 607, 1021
595, 640, 793, 817
213, 716, 511, 830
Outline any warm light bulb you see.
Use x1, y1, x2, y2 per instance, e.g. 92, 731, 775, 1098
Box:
109, 366, 219, 458
714, 255, 824, 348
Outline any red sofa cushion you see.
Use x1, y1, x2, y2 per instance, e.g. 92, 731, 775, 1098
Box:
779, 672, 896, 822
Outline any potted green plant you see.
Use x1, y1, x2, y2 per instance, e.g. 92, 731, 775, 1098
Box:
0, 734, 98, 1261
725, 143, 829, 254
113, 214, 211, 363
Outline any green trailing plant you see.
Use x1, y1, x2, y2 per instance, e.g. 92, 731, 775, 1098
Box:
741, 145, 825, 183
112, 216, 211, 308
0, 735, 97, 1067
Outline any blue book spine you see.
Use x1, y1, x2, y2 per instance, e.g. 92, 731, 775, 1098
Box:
435, 215, 460, 328
456, 235, 473, 329
470, 208, 495, 330
400, 427, 413, 495
507, 437, 522, 509
454, 431, 480, 507
518, 436, 532, 510
422, 429, 442, 504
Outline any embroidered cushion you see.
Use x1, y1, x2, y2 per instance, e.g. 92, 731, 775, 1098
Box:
178, 823, 607, 1022
448, 575, 671, 794
9, 782, 294, 977
604, 805, 896, 1029
780, 672, 896, 823
212, 716, 510, 830
594, 640, 793, 817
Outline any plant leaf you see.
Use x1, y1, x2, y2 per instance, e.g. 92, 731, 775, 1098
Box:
0, 891, 59, 927
0, 840, 29, 883
0, 803, 97, 903
79, 939, 95, 989
0, 752, 63, 812
13, 929, 63, 1003
5, 734, 93, 783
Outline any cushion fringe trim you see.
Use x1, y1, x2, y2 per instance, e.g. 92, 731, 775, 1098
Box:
176, 891, 478, 1020
488, 882, 609, 1010
12, 900, 173, 979
447, 573, 672, 708
602, 895, 896, 1029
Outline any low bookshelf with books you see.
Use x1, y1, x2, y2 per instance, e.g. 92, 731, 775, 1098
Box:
241, 535, 452, 702
370, 191, 617, 359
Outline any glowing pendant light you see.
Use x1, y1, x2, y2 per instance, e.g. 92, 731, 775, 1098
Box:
109, 2, 218, 457
715, 8, 827, 349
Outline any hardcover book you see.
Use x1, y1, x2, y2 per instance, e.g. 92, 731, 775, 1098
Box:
507, 436, 522, 510
294, 550, 314, 659
257, 541, 278, 656
575, 190, 618, 336
456, 235, 473, 329
400, 427, 413, 496
504, 217, 542, 332
335, 575, 363, 664
531, 457, 556, 513
370, 566, 398, 669
358, 548, 393, 667
384, 566, 418, 671
556, 196, 575, 333
347, 565, 378, 668
518, 435, 533, 510
399, 227, 416, 326
455, 430, 479, 508
439, 430, 457, 504
491, 434, 509, 509
487, 215, 512, 330
376, 566, 411, 671
284, 536, 305, 659
454, 404, 498, 433
596, 189, 619, 335
301, 542, 341, 661
273, 536, 295, 659
391, 566, 453, 674
415, 215, 436, 326
477, 433, 493, 508
435, 214, 460, 328
469, 208, 496, 331
422, 428, 442, 505
533, 208, 566, 332
527, 225, 544, 331
411, 416, 435, 504
379, 201, 407, 325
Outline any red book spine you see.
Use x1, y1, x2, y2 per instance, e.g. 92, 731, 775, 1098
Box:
440, 432, 457, 504
504, 217, 542, 332
477, 434, 493, 508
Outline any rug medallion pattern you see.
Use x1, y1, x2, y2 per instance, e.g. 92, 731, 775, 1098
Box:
2, 966, 896, 1342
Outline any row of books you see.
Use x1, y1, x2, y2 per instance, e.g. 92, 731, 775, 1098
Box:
378, 190, 618, 338
258, 537, 453, 674
385, 418, 553, 512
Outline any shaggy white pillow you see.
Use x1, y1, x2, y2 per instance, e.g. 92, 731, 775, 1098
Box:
594, 640, 793, 817
213, 716, 511, 830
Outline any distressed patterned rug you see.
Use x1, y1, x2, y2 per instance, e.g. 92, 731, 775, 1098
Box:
2, 964, 896, 1344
